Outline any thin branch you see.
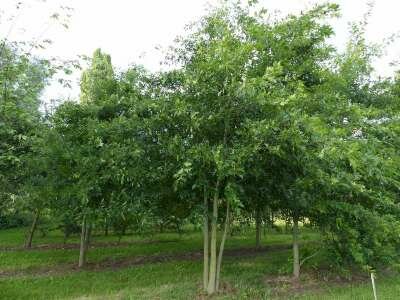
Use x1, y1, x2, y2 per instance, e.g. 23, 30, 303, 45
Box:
300, 249, 320, 267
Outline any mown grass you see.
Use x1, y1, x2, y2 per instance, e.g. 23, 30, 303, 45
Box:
0, 227, 398, 299
0, 227, 316, 272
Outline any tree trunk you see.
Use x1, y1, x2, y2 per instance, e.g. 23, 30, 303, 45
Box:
175, 222, 182, 235
255, 208, 261, 249
263, 219, 267, 237
122, 225, 126, 236
216, 201, 230, 291
203, 188, 209, 291
266, 210, 274, 236
207, 181, 219, 295
85, 223, 92, 249
285, 221, 290, 233
63, 232, 68, 245
78, 215, 88, 268
25, 210, 40, 249
104, 217, 109, 236
207, 120, 228, 295
293, 215, 300, 279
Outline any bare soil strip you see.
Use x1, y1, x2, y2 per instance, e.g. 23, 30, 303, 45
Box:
0, 239, 179, 252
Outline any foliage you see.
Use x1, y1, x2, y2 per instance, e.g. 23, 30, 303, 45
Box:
1, 0, 400, 295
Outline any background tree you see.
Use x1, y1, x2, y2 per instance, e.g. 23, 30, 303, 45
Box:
80, 48, 117, 105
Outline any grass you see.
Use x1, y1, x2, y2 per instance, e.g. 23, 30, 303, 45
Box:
0, 227, 398, 299
0, 227, 311, 272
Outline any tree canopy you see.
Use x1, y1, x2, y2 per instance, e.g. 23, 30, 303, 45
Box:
1, 1, 399, 296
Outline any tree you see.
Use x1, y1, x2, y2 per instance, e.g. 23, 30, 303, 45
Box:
21, 124, 54, 248
80, 49, 117, 105
162, 2, 295, 293
0, 0, 77, 239
308, 13, 400, 272
47, 54, 153, 267
0, 42, 49, 220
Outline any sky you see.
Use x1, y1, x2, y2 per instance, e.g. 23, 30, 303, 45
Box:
1, 0, 400, 103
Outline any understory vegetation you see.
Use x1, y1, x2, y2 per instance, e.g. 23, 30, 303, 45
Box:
1, 1, 400, 299
2, 226, 400, 300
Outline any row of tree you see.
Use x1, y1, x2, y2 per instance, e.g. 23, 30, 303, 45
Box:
1, 2, 399, 295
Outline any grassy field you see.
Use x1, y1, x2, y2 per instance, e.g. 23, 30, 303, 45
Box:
0, 227, 399, 299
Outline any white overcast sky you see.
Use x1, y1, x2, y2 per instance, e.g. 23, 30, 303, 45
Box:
1, 0, 400, 102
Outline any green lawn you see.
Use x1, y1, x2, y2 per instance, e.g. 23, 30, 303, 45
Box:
0, 227, 398, 299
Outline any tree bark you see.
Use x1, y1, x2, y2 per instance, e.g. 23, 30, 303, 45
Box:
104, 217, 109, 236
78, 215, 88, 268
207, 180, 219, 295
203, 187, 209, 291
285, 221, 290, 233
266, 210, 274, 236
63, 232, 68, 245
293, 215, 300, 279
122, 225, 126, 236
255, 208, 261, 249
25, 210, 40, 249
207, 117, 228, 295
216, 201, 230, 291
